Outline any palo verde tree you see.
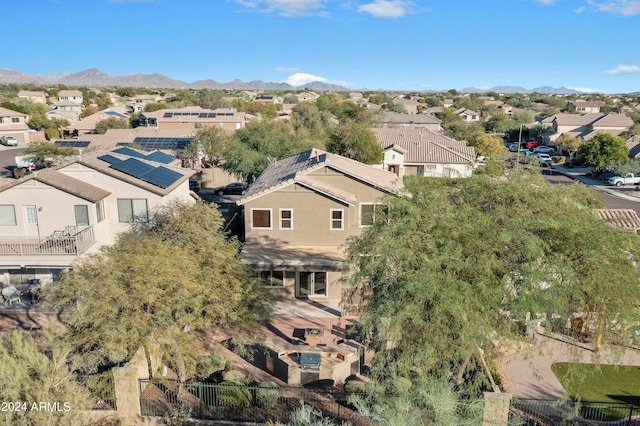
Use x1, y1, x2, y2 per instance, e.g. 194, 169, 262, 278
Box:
326, 120, 383, 164
222, 119, 318, 182
579, 133, 629, 172
23, 141, 78, 165
95, 116, 129, 134
554, 133, 585, 162
47, 202, 271, 382
180, 125, 230, 168
343, 172, 640, 392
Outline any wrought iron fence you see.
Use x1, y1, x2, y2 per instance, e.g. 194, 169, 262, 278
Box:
139, 379, 370, 425
511, 398, 640, 425
77, 371, 117, 410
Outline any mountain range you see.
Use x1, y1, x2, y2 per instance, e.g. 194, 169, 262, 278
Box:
0, 67, 589, 94
0, 68, 351, 92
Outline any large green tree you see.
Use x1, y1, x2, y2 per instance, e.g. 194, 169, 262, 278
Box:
95, 116, 129, 134
47, 202, 271, 382
180, 126, 230, 168
343, 173, 640, 391
554, 133, 585, 161
0, 330, 90, 425
222, 119, 317, 181
579, 133, 629, 172
326, 120, 383, 164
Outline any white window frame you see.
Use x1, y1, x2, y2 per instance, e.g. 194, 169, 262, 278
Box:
330, 209, 344, 230
259, 270, 293, 288
279, 208, 293, 230
359, 203, 384, 227
96, 200, 105, 223
117, 199, 148, 223
74, 205, 89, 226
0, 205, 17, 226
251, 208, 272, 230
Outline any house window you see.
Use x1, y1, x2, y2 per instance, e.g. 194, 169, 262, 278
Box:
75, 205, 89, 226
96, 201, 105, 223
251, 209, 272, 229
404, 165, 424, 176
12, 117, 19, 123
298, 271, 327, 297
25, 206, 38, 225
117, 199, 148, 223
280, 209, 293, 230
425, 164, 437, 170
260, 270, 294, 287
330, 209, 344, 230
360, 203, 386, 227
0, 205, 16, 226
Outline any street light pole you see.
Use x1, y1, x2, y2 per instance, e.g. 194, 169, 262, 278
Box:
515, 123, 523, 170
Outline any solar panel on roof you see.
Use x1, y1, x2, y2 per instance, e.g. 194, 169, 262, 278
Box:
113, 147, 146, 159
145, 151, 176, 164
55, 140, 90, 148
199, 113, 208, 118
132, 137, 191, 150
98, 154, 122, 164
163, 112, 173, 118
111, 158, 155, 178
207, 113, 216, 118
141, 166, 182, 189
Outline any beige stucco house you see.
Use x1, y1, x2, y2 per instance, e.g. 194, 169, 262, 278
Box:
0, 147, 195, 287
541, 113, 633, 143
236, 148, 404, 306
138, 107, 246, 131
372, 111, 442, 131
0, 106, 31, 145
57, 90, 83, 104
17, 90, 47, 104
372, 127, 476, 178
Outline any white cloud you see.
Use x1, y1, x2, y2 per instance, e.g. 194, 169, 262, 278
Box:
273, 66, 300, 72
605, 64, 640, 74
285, 72, 328, 86
233, 0, 328, 16
574, 6, 586, 13
587, 0, 640, 15
535, 0, 557, 4
567, 86, 603, 93
358, 0, 412, 18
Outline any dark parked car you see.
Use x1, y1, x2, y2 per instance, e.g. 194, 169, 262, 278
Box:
189, 179, 200, 192
217, 182, 248, 195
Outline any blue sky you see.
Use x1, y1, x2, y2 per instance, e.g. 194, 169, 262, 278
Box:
3, 0, 640, 93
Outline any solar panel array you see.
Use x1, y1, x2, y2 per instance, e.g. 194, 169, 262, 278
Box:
97, 154, 183, 189
55, 140, 90, 148
131, 137, 191, 150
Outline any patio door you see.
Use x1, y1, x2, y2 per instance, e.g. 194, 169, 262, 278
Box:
24, 206, 39, 238
297, 271, 327, 297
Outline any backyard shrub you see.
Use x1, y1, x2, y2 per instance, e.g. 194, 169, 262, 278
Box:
256, 381, 280, 409
217, 381, 252, 407
344, 378, 366, 394
222, 369, 247, 384
195, 353, 229, 382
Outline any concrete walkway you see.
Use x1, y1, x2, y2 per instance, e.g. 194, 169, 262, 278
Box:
498, 332, 640, 400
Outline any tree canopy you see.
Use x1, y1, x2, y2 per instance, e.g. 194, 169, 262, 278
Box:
181, 126, 230, 168
47, 202, 271, 381
24, 141, 78, 165
95, 116, 130, 134
343, 173, 640, 391
326, 120, 383, 164
579, 133, 629, 171
222, 119, 317, 182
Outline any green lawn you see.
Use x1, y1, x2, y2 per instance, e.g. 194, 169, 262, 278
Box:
551, 362, 640, 405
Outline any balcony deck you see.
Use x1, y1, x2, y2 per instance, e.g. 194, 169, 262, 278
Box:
0, 226, 95, 256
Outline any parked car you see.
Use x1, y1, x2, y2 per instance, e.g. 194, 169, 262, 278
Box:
508, 143, 519, 152
608, 173, 640, 186
533, 146, 555, 155
189, 179, 200, 192
533, 153, 553, 165
525, 141, 542, 149
217, 182, 248, 195
1, 136, 18, 146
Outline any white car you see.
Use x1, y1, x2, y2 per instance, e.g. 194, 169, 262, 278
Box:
533, 146, 555, 155
1, 136, 18, 146
534, 153, 553, 165
508, 143, 519, 152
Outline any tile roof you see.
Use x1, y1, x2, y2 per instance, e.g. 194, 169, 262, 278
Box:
237, 148, 404, 205
595, 209, 640, 230
373, 111, 441, 125
142, 106, 245, 123
0, 168, 111, 202
373, 127, 476, 164
66, 128, 196, 151
552, 113, 604, 126
592, 113, 634, 128
0, 107, 27, 117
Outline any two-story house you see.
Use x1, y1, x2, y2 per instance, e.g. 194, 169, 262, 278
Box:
57, 90, 83, 104
372, 127, 476, 178
567, 100, 605, 113
454, 107, 481, 122
17, 91, 47, 104
0, 106, 30, 144
372, 111, 442, 131
541, 113, 633, 143
0, 147, 195, 287
138, 107, 246, 131
236, 148, 404, 307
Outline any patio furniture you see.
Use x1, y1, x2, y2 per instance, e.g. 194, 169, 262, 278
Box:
2, 286, 24, 307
